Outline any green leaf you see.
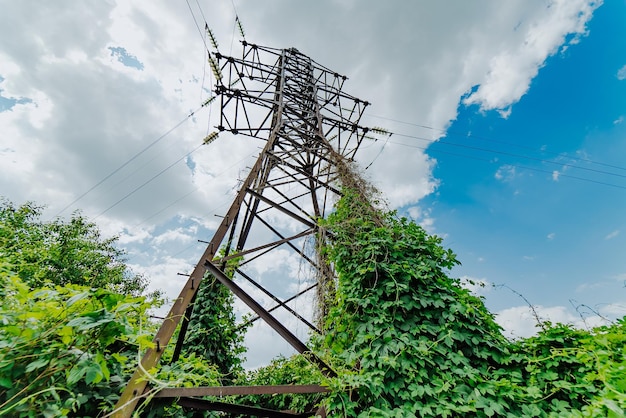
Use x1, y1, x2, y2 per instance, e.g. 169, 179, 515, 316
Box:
67, 365, 86, 385
85, 365, 103, 384
66, 290, 90, 307
0, 376, 13, 388
25, 357, 50, 372
603, 399, 625, 416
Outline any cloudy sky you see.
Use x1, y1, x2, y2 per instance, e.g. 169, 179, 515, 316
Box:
1, 0, 625, 367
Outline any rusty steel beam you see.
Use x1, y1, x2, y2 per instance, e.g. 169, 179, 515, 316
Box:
235, 268, 320, 334
111, 53, 289, 417
177, 398, 313, 417
219, 228, 314, 262
154, 384, 329, 398
240, 282, 318, 329
204, 260, 335, 378
246, 188, 317, 229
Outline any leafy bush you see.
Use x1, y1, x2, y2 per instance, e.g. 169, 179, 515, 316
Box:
0, 270, 152, 416
236, 355, 326, 414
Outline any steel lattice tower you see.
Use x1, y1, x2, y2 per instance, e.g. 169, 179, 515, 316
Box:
114, 41, 371, 417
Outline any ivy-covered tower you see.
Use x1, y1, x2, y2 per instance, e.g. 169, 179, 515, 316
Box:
114, 40, 375, 416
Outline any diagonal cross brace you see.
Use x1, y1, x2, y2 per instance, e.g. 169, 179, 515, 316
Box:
203, 259, 336, 378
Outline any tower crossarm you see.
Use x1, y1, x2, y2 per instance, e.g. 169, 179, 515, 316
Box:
215, 42, 370, 156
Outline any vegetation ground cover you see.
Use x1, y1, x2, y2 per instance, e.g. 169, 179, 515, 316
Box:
1, 176, 625, 416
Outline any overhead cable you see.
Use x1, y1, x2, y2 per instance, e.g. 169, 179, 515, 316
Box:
54, 107, 203, 218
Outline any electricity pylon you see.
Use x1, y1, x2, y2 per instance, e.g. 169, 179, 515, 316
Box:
114, 40, 373, 417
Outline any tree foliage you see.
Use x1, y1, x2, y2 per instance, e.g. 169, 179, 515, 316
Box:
0, 199, 151, 297
0, 199, 217, 417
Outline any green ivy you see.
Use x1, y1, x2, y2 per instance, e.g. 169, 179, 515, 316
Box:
181, 250, 247, 383
313, 187, 626, 417
319, 189, 512, 416
180, 274, 247, 382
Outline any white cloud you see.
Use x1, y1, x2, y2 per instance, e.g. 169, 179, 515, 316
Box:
0, 0, 602, 220
495, 165, 517, 182
463, 0, 601, 111
117, 226, 154, 245
406, 205, 436, 233
0, 1, 606, 366
246, 248, 300, 278
614, 115, 624, 124
152, 227, 195, 246
362, 142, 438, 208
552, 170, 560, 181
496, 304, 610, 339
617, 64, 626, 80
547, 232, 556, 240
599, 303, 626, 317
130, 255, 195, 306
497, 305, 570, 339
498, 107, 513, 119
459, 276, 492, 296
605, 230, 620, 240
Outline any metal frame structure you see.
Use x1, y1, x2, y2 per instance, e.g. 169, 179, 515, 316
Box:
113, 41, 370, 417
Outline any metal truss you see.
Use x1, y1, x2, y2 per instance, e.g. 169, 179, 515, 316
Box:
113, 41, 370, 417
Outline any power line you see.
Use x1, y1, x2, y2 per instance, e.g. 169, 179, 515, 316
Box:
53, 108, 202, 219
364, 134, 391, 170
360, 112, 626, 189
392, 132, 626, 180
385, 138, 626, 191
92, 143, 205, 220
131, 149, 258, 228
57, 0, 226, 226
193, 0, 209, 24
184, 0, 210, 53
95, 125, 253, 224
365, 112, 626, 173
133, 187, 197, 228
54, 0, 220, 221
103, 119, 624, 224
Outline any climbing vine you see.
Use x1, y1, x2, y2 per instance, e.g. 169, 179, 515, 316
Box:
313, 180, 626, 417
180, 252, 247, 384
319, 188, 513, 416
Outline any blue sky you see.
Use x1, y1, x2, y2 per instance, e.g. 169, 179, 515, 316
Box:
417, 1, 626, 332
1, 0, 623, 363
